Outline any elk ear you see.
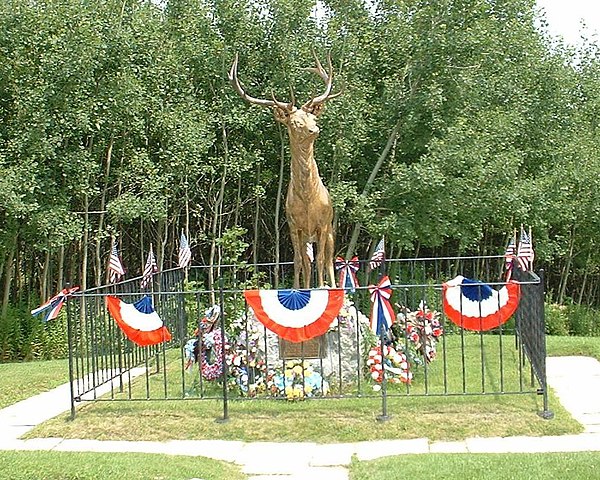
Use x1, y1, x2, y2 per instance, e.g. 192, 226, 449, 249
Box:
304, 103, 324, 117
273, 106, 290, 124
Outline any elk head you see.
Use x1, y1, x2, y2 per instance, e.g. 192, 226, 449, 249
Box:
228, 52, 341, 143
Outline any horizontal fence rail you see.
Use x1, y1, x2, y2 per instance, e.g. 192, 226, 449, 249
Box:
66, 255, 551, 420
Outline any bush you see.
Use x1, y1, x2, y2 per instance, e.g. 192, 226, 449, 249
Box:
545, 303, 569, 336
0, 306, 69, 361
567, 304, 600, 337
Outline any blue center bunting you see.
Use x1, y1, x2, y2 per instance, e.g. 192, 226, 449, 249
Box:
460, 278, 493, 302
277, 289, 311, 310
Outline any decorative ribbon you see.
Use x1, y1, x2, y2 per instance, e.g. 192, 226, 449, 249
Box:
31, 287, 80, 322
335, 256, 360, 292
368, 275, 395, 336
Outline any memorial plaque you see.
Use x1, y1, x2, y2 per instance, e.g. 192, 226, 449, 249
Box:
279, 335, 327, 360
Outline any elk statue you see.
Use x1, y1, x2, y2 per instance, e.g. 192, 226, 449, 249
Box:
229, 52, 340, 289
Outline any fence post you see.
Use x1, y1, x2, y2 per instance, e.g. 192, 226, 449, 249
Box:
376, 328, 391, 422
216, 277, 229, 423
66, 288, 76, 421
537, 269, 554, 419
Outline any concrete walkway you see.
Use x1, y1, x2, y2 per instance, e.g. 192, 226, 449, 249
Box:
1, 357, 600, 480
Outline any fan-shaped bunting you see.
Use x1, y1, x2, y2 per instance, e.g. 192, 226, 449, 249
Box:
442, 275, 520, 331
244, 288, 345, 343
107, 296, 172, 346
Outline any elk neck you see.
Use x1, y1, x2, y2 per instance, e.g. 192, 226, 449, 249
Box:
288, 137, 322, 192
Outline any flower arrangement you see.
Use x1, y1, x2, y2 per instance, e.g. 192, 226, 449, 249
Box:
269, 360, 329, 400
226, 311, 268, 396
394, 302, 443, 363
366, 343, 412, 391
184, 305, 229, 381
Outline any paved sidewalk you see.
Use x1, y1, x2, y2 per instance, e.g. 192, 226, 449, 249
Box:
1, 357, 600, 480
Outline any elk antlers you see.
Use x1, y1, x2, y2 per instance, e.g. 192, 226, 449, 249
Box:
228, 52, 341, 112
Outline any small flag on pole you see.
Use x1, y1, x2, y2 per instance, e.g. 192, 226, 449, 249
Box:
504, 233, 516, 280
517, 227, 534, 271
31, 287, 79, 322
178, 231, 192, 269
109, 243, 125, 284
369, 237, 385, 270
141, 245, 158, 289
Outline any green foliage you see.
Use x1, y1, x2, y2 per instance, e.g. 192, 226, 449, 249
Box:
545, 304, 570, 336
2, 0, 600, 353
546, 303, 600, 337
0, 307, 68, 361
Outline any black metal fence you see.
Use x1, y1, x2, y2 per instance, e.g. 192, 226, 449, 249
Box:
66, 255, 551, 420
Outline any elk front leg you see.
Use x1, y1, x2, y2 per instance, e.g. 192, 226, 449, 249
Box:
301, 245, 312, 289
325, 228, 336, 288
290, 229, 303, 289
316, 230, 328, 288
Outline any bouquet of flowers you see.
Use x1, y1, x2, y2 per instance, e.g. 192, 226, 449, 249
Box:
226, 311, 268, 396
269, 360, 329, 400
394, 302, 443, 363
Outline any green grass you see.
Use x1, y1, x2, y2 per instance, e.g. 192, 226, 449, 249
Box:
0, 451, 245, 480
349, 452, 600, 479
0, 358, 68, 409
27, 389, 580, 443
546, 335, 600, 360
24, 333, 588, 442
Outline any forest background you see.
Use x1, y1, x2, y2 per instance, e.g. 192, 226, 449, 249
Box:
1, 0, 599, 358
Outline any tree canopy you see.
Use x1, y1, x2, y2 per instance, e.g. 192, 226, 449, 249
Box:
1, 0, 599, 316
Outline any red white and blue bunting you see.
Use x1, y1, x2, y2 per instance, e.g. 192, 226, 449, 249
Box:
244, 288, 345, 343
335, 256, 360, 292
442, 275, 520, 331
368, 276, 395, 336
31, 287, 79, 322
107, 295, 172, 346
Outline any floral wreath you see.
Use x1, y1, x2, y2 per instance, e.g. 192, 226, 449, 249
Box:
394, 302, 443, 363
367, 343, 412, 390
200, 329, 225, 380
184, 305, 227, 381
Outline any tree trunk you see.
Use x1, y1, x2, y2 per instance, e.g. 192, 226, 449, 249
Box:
345, 121, 401, 259
94, 138, 114, 286
558, 226, 576, 304
81, 194, 89, 291
274, 125, 286, 287
253, 163, 261, 267
1, 232, 17, 319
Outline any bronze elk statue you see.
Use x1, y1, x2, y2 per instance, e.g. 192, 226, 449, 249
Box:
229, 53, 340, 289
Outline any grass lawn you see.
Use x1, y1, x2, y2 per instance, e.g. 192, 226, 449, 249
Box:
0, 450, 245, 480
546, 335, 600, 360
349, 452, 600, 479
0, 358, 68, 409
24, 333, 588, 442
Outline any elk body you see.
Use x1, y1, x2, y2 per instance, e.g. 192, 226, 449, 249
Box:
229, 53, 340, 289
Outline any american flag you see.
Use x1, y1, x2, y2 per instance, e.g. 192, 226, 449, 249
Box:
109, 243, 125, 283
141, 245, 158, 289
517, 227, 534, 271
178, 231, 192, 269
369, 237, 385, 270
504, 236, 516, 272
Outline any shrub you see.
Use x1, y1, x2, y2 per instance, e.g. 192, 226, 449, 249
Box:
567, 304, 600, 337
545, 303, 569, 336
